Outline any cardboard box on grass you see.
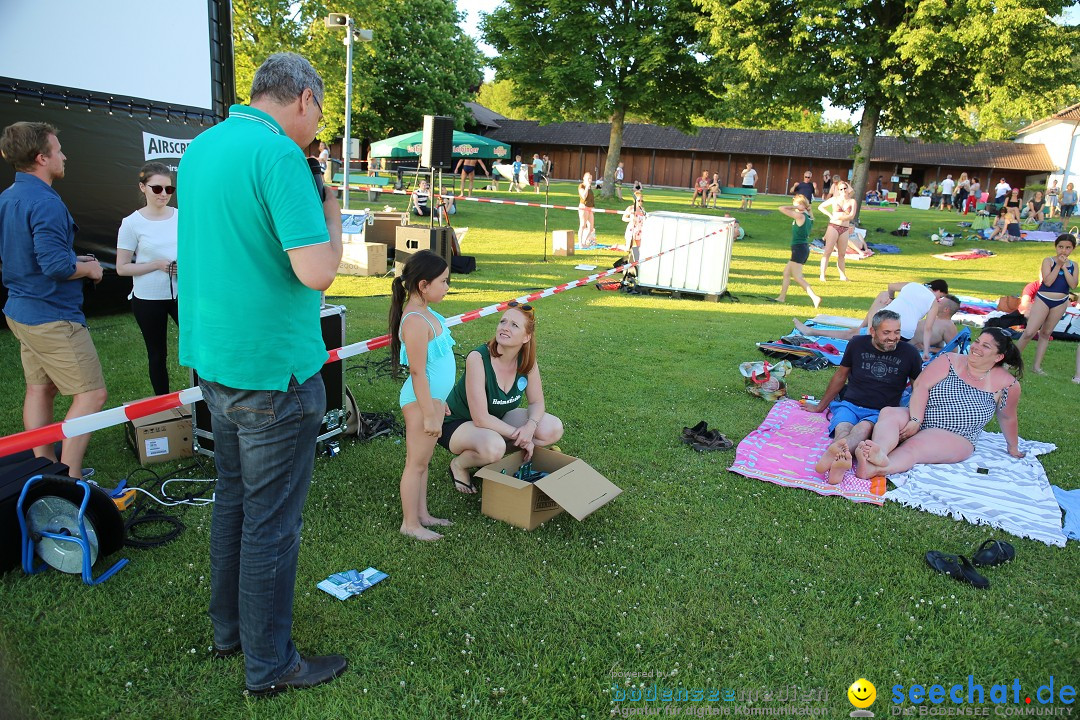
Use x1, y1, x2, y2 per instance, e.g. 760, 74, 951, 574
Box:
339, 241, 387, 276
125, 403, 193, 465
474, 447, 621, 530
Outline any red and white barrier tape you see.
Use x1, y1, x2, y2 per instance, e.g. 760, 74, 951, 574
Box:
0, 228, 724, 457
343, 186, 628, 215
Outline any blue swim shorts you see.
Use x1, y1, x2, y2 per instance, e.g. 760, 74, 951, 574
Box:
827, 400, 880, 436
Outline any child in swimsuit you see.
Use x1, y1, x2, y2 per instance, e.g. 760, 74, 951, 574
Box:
390, 250, 456, 540
1016, 234, 1078, 375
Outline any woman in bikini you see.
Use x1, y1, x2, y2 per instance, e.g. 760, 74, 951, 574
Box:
1016, 234, 1078, 375
817, 180, 856, 282
854, 327, 1025, 479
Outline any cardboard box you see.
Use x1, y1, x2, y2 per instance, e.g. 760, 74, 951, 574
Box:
125, 406, 193, 465
474, 447, 621, 530
367, 211, 406, 247
553, 230, 575, 256
339, 241, 387, 276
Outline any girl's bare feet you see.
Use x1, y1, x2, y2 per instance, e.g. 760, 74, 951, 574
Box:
1072, 376, 1080, 384
420, 515, 453, 527
828, 446, 852, 485
1032, 367, 1046, 376
400, 525, 443, 541
810, 292, 822, 309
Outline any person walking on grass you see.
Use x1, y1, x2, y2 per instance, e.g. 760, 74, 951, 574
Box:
390, 250, 456, 541
772, 194, 821, 308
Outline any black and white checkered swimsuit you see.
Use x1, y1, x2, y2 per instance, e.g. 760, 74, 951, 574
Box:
921, 359, 1012, 445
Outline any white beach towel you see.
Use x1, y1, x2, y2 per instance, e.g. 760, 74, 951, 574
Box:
884, 432, 1065, 547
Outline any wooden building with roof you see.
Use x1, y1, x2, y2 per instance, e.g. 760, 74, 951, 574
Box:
483, 118, 1056, 194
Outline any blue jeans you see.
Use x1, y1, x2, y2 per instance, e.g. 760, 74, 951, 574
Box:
200, 374, 325, 691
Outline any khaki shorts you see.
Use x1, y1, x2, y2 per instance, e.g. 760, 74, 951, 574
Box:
7, 317, 106, 395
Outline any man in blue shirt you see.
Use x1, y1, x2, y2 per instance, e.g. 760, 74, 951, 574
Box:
178, 53, 344, 697
0, 122, 107, 478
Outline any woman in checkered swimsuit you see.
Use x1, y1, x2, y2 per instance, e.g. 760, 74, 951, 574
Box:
854, 328, 1025, 479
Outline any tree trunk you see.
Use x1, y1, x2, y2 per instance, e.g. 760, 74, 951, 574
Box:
850, 102, 881, 224
600, 107, 626, 200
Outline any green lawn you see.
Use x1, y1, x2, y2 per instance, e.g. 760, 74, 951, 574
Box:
1, 183, 1076, 720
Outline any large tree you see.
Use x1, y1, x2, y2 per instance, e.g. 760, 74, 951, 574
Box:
232, 0, 483, 143
482, 0, 712, 198
696, 0, 1080, 211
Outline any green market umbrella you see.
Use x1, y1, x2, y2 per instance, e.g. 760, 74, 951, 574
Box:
369, 129, 510, 161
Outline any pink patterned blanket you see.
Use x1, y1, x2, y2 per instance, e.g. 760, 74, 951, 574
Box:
728, 399, 886, 505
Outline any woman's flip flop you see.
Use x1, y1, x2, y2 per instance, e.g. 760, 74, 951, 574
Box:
971, 539, 1015, 567
925, 551, 989, 589
448, 466, 476, 494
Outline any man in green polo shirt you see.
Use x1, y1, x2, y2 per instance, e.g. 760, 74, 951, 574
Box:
177, 52, 344, 697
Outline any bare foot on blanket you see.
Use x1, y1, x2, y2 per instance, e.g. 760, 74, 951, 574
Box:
828, 446, 852, 485
861, 439, 889, 468
855, 442, 887, 480
814, 438, 846, 474
420, 515, 453, 527
400, 525, 443, 541
793, 318, 813, 336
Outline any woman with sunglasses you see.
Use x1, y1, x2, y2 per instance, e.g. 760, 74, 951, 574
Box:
817, 180, 856, 282
441, 301, 564, 493
116, 162, 178, 395
854, 327, 1025, 480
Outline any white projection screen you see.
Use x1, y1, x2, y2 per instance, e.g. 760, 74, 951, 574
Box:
0, 0, 213, 110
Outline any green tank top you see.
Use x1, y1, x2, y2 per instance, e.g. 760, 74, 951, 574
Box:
445, 344, 527, 422
791, 211, 812, 245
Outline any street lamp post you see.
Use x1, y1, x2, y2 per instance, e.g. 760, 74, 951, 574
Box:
325, 14, 372, 210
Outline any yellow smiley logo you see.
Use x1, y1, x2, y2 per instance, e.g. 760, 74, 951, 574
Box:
848, 678, 876, 709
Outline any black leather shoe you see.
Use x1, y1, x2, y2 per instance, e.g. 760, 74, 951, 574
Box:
247, 655, 348, 697
211, 644, 243, 660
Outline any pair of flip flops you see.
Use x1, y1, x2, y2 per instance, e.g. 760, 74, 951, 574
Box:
793, 355, 831, 371
924, 540, 1016, 590
681, 421, 734, 452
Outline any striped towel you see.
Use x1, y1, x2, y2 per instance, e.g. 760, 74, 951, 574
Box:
884, 432, 1065, 546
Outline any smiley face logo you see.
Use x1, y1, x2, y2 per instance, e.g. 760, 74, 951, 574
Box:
848, 678, 876, 709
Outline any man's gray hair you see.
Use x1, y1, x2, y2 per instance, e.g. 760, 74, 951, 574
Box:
250, 52, 324, 107
871, 309, 901, 329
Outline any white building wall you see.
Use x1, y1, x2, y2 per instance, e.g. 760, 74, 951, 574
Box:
1016, 120, 1080, 191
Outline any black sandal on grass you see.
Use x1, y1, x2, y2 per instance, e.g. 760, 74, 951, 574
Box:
971, 539, 1015, 568
448, 466, 476, 494
925, 551, 989, 589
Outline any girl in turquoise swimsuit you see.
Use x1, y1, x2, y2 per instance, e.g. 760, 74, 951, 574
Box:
390, 250, 455, 541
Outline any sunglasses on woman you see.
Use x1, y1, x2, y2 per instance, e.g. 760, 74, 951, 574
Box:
148, 185, 175, 195
507, 300, 533, 311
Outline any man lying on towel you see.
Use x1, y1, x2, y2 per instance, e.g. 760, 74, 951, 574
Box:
805, 309, 922, 484
794, 280, 959, 360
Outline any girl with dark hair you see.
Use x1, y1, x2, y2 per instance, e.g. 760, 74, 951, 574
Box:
116, 161, 178, 395
854, 327, 1025, 479
389, 250, 455, 541
441, 302, 564, 493
1016, 234, 1078, 375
